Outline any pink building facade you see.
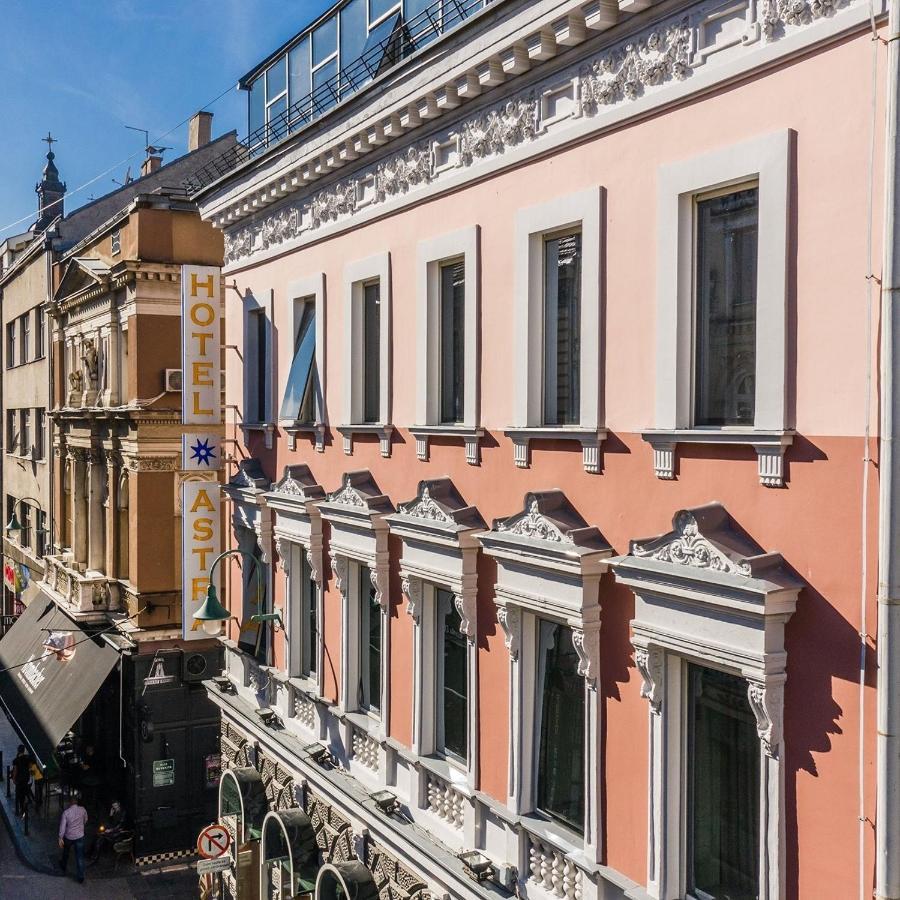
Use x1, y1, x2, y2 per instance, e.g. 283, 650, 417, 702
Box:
192, 0, 900, 897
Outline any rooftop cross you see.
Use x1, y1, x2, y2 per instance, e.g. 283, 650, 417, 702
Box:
42, 132, 56, 154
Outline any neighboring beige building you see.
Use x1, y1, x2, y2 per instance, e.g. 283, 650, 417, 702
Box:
0, 122, 237, 619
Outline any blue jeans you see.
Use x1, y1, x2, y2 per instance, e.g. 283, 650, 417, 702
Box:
61, 836, 85, 881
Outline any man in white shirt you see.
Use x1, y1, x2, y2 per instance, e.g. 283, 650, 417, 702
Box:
58, 792, 88, 883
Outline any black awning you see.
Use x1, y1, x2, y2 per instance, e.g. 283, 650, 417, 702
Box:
0, 595, 120, 771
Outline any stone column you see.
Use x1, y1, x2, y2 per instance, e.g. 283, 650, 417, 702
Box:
70, 449, 88, 565
87, 450, 106, 573
104, 451, 118, 579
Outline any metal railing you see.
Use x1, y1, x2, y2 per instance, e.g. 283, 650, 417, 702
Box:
183, 0, 490, 194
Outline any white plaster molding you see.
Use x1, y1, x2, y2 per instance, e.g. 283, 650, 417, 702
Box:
330, 549, 349, 597
747, 677, 785, 758
634, 646, 664, 714
402, 574, 424, 622
497, 498, 573, 544
497, 604, 522, 660
573, 625, 600, 684
454, 592, 477, 642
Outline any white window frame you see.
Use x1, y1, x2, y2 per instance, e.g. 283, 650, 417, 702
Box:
243, 290, 275, 447
388, 477, 483, 850
610, 504, 801, 900
318, 471, 392, 744
412, 226, 482, 465
646, 129, 793, 486
281, 273, 326, 452
509, 187, 605, 473
479, 491, 611, 871
340, 252, 392, 456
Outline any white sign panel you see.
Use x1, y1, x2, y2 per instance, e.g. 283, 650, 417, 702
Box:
181, 265, 221, 426
182, 433, 222, 471
182, 479, 221, 642
197, 856, 231, 875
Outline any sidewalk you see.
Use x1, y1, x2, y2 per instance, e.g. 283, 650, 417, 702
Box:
0, 711, 198, 896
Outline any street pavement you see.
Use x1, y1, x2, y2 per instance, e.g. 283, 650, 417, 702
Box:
0, 816, 198, 898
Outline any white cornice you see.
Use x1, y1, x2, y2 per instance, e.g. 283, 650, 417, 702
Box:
200, 0, 878, 271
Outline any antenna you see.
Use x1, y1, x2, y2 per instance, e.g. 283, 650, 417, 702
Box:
124, 124, 150, 153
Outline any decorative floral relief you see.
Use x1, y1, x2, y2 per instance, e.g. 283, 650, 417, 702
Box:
376, 145, 431, 201
497, 499, 572, 544
310, 182, 356, 230
632, 510, 752, 576
761, 0, 847, 39
329, 483, 367, 508
401, 487, 452, 524
747, 680, 784, 758
273, 474, 305, 497
580, 19, 691, 112
459, 95, 538, 164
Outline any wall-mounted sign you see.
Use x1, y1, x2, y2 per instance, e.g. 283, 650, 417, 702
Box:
197, 823, 231, 859
181, 265, 221, 426
198, 856, 231, 875
144, 655, 177, 688
204, 753, 221, 788
153, 758, 175, 788
182, 433, 222, 471
182, 480, 221, 642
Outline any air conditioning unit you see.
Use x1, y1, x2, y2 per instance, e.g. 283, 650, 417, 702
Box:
182, 649, 214, 683
164, 368, 182, 392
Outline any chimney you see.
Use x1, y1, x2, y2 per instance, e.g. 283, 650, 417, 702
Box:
188, 111, 213, 152
141, 153, 163, 177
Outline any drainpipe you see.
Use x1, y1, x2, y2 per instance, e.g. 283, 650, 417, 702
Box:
877, 0, 900, 894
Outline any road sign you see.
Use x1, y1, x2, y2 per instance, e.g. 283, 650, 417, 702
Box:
197, 856, 231, 875
197, 823, 231, 859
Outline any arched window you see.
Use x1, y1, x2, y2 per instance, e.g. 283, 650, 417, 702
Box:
260, 809, 318, 898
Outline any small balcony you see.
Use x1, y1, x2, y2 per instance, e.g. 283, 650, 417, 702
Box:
41, 553, 119, 616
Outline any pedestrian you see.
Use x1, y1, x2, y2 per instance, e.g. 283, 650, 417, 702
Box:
11, 745, 32, 817
29, 761, 43, 809
58, 791, 88, 883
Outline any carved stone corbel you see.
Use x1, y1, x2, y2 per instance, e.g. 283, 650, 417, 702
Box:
496, 605, 521, 660
275, 538, 289, 574
401, 575, 423, 622
330, 549, 348, 597
306, 546, 321, 586
454, 592, 477, 641
573, 626, 600, 685
635, 646, 665, 715
747, 679, 784, 759
370, 567, 388, 611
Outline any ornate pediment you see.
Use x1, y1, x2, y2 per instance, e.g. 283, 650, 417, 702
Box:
394, 478, 485, 530
270, 464, 324, 502
228, 458, 270, 492
492, 490, 605, 549
630, 505, 767, 578
324, 470, 392, 514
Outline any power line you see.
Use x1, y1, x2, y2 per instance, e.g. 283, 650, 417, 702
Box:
0, 606, 146, 674
0, 82, 238, 238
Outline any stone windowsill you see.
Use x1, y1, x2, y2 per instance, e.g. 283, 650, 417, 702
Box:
328, 703, 387, 744
504, 426, 608, 474
642, 428, 794, 486
409, 425, 484, 466
280, 420, 326, 452
243, 421, 275, 449
336, 423, 394, 458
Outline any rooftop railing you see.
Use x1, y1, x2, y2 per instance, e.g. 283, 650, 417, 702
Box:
184, 0, 491, 195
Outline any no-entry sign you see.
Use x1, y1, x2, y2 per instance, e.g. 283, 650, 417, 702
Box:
197, 824, 231, 859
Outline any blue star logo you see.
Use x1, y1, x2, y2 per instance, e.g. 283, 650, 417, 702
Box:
190, 438, 216, 467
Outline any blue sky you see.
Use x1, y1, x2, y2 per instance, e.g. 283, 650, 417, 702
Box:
0, 0, 335, 236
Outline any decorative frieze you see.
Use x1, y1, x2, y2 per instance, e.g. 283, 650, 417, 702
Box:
459, 95, 538, 164
367, 841, 431, 900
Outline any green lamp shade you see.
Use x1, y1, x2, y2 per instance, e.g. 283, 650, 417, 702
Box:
193, 585, 230, 622
4, 512, 22, 534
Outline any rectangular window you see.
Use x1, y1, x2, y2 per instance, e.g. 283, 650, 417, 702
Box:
34, 409, 45, 460
280, 299, 316, 423
34, 308, 45, 359
5, 410, 15, 454
20, 315, 30, 365
436, 589, 467, 762
687, 664, 760, 900
363, 281, 381, 423
358, 564, 381, 713
247, 309, 268, 423
694, 186, 758, 427
536, 620, 584, 833
20, 502, 31, 551
299, 550, 318, 679
111, 229, 121, 255
543, 232, 582, 426
6, 322, 15, 369
439, 260, 465, 424
19, 410, 30, 457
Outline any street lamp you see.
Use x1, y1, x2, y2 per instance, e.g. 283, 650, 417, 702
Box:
192, 548, 262, 637
5, 496, 48, 538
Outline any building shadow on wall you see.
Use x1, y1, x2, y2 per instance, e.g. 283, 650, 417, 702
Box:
783, 582, 873, 896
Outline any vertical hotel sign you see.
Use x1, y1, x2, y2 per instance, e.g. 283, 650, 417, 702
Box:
182, 266, 222, 641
